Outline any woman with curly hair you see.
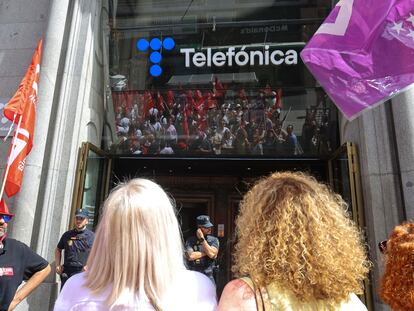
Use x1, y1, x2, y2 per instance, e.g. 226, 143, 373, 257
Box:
379, 222, 414, 311
218, 171, 370, 310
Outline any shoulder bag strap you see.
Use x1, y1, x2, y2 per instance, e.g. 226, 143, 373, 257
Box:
240, 277, 266, 311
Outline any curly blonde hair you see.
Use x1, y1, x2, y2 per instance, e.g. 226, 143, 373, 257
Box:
380, 223, 414, 311
232, 171, 369, 306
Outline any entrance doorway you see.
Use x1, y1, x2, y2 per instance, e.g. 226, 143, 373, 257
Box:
70, 143, 371, 308
175, 195, 212, 241
110, 157, 328, 293
137, 173, 241, 293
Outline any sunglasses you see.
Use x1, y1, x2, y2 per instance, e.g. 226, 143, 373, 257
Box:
0, 214, 12, 223
378, 240, 387, 254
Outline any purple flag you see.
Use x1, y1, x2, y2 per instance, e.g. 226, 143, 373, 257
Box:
301, 0, 414, 120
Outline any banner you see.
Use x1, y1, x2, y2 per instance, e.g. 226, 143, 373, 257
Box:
301, 0, 414, 120
2, 40, 42, 197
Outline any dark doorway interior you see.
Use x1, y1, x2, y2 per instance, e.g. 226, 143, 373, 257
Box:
111, 157, 328, 180
177, 201, 208, 242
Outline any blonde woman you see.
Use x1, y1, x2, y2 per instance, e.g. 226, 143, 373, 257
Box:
218, 171, 370, 311
379, 222, 414, 310
54, 179, 217, 310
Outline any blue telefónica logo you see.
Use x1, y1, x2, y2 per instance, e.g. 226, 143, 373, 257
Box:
136, 37, 175, 77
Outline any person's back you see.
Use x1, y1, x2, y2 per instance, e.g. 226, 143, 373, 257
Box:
218, 171, 370, 311
54, 179, 217, 311
222, 277, 366, 311
265, 284, 365, 310
55, 270, 215, 311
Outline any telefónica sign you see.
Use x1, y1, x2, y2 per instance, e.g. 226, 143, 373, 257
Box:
180, 46, 298, 68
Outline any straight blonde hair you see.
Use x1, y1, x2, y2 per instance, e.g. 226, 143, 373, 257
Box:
84, 179, 185, 309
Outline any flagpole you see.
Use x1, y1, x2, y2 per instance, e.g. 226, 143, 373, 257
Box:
0, 114, 23, 200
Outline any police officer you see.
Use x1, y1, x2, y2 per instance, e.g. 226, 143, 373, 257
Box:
55, 209, 95, 289
185, 215, 219, 285
0, 201, 51, 311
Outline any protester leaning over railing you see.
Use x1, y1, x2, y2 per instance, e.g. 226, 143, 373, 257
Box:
218, 171, 370, 311
54, 178, 217, 311
379, 222, 414, 311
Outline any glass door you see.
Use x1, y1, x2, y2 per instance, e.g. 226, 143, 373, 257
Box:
328, 142, 372, 310
70, 142, 112, 230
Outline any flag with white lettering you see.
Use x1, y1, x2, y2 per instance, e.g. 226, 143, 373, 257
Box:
2, 39, 42, 197
301, 0, 414, 120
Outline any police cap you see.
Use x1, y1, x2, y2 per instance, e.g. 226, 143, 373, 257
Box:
75, 209, 88, 219
196, 215, 213, 228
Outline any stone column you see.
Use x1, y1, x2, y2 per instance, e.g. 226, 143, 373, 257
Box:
0, 0, 51, 245
9, 0, 71, 245
9, 0, 105, 310
340, 101, 403, 311
10, 1, 72, 310
390, 88, 414, 220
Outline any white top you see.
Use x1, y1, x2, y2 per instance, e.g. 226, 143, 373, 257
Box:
54, 270, 217, 311
159, 147, 174, 154
241, 278, 367, 311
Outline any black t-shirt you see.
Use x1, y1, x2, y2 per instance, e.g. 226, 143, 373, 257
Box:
57, 228, 95, 268
0, 238, 49, 311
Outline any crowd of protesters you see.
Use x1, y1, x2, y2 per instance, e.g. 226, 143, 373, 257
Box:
112, 80, 334, 156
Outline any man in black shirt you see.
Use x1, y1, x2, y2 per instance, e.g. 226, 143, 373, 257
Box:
0, 202, 51, 311
55, 209, 95, 289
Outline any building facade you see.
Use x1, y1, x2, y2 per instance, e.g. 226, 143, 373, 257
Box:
0, 0, 412, 310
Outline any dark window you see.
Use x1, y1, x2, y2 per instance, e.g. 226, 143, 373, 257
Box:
107, 0, 339, 158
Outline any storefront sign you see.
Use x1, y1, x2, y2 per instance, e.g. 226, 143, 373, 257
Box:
180, 46, 298, 68
240, 25, 289, 34
138, 37, 298, 76
137, 37, 176, 77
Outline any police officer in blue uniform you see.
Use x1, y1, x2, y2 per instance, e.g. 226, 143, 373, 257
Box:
185, 215, 219, 285
55, 209, 95, 290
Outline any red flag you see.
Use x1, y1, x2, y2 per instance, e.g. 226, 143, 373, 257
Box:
186, 91, 195, 114
206, 91, 217, 109
0, 199, 14, 217
166, 90, 175, 110
194, 90, 205, 111
213, 76, 226, 99
2, 40, 42, 197
156, 91, 164, 113
275, 88, 283, 110
143, 91, 154, 118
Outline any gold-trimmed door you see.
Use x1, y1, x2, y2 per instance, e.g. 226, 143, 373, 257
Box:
70, 142, 112, 230
328, 142, 372, 311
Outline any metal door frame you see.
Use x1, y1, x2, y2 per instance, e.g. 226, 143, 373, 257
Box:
328, 142, 372, 311
70, 142, 112, 229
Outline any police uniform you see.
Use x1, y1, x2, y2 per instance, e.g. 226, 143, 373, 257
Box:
57, 227, 94, 287
0, 238, 48, 311
185, 215, 219, 284
185, 235, 219, 283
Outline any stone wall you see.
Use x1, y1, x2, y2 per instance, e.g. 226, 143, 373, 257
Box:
0, 0, 105, 309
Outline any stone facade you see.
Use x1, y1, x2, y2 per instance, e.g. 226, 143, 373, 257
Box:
0, 0, 107, 309
0, 1, 411, 310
